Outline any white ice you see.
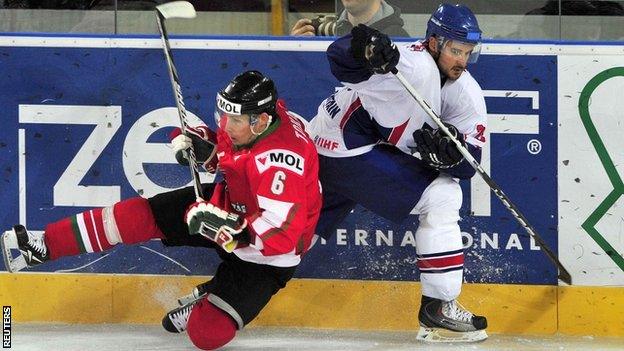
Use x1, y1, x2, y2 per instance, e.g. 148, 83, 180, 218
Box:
8, 324, 624, 351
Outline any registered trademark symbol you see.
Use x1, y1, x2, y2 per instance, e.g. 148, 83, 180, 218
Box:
527, 139, 542, 154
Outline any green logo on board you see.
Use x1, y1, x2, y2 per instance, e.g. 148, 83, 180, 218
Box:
578, 67, 624, 272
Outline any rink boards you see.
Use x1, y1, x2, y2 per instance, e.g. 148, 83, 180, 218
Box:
1, 272, 623, 337
0, 36, 623, 336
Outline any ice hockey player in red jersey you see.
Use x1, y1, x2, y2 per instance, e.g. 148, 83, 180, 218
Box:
199, 73, 321, 262
1, 70, 322, 350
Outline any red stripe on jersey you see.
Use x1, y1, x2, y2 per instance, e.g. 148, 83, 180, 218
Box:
339, 98, 362, 130
387, 119, 409, 145
84, 210, 102, 252
91, 208, 113, 250
417, 252, 464, 270
259, 204, 300, 242
295, 236, 306, 255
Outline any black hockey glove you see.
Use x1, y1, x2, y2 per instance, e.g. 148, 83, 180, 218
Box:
351, 24, 399, 74
169, 125, 218, 173
185, 202, 250, 253
413, 123, 465, 169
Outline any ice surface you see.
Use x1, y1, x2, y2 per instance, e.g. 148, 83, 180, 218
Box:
8, 324, 624, 351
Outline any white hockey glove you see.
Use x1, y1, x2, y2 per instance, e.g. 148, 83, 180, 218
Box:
169, 125, 218, 173
413, 123, 465, 169
184, 202, 249, 253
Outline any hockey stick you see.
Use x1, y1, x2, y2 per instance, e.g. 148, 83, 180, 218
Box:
392, 69, 572, 285
155, 1, 204, 201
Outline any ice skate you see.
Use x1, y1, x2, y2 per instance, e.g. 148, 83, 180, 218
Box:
1, 225, 49, 272
162, 298, 200, 333
177, 280, 213, 306
416, 296, 488, 343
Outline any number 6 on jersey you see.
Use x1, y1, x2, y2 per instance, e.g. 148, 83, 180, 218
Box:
271, 171, 286, 195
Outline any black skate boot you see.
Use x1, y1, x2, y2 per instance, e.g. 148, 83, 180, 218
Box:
417, 295, 488, 343
177, 280, 213, 306
1, 225, 49, 272
162, 299, 199, 333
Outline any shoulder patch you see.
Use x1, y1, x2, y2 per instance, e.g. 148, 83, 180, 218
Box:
255, 149, 305, 175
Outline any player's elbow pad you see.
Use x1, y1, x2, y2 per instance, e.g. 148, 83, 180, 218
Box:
445, 144, 481, 179
327, 34, 373, 84
446, 160, 476, 179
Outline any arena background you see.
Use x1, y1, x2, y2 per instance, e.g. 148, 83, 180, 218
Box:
0, 34, 622, 337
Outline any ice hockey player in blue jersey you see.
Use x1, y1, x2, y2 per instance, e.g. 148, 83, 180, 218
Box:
308, 3, 488, 343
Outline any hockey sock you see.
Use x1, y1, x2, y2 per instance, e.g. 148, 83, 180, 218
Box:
45, 197, 165, 259
416, 211, 464, 301
187, 299, 237, 350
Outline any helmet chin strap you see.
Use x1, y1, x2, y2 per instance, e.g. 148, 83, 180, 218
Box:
250, 114, 273, 136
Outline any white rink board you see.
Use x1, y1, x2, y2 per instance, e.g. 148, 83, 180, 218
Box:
558, 56, 624, 286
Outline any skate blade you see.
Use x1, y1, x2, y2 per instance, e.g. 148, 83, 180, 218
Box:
177, 288, 206, 306
1, 230, 27, 273
416, 326, 488, 343
177, 292, 197, 306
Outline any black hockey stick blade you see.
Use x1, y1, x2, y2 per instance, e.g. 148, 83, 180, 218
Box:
484, 173, 572, 285
558, 268, 572, 285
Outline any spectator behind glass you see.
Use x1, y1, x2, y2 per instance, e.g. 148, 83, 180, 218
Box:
290, 0, 410, 37
2, 0, 158, 9
520, 0, 624, 40
2, 0, 99, 8
525, 0, 624, 15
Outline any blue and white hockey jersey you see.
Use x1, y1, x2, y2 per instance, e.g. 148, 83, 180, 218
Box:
309, 41, 441, 157
307, 39, 487, 179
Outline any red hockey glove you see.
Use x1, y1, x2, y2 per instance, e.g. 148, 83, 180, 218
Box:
169, 125, 218, 173
184, 201, 249, 253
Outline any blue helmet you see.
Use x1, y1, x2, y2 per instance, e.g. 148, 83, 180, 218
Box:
426, 3, 482, 44
425, 4, 482, 63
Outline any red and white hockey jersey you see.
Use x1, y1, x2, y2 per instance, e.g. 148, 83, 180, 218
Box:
211, 100, 321, 267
